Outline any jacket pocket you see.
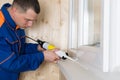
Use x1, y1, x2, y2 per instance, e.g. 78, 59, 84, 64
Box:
5, 37, 19, 53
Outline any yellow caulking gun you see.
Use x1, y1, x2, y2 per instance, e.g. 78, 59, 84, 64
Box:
26, 36, 77, 61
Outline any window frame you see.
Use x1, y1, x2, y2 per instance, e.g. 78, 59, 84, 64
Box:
69, 0, 111, 72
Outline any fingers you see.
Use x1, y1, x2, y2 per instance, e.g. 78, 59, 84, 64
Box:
43, 50, 60, 63
51, 48, 60, 53
37, 45, 45, 51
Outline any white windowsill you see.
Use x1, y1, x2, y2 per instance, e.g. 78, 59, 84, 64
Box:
58, 46, 120, 80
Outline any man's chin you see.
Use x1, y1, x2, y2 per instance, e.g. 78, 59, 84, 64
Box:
25, 26, 31, 28
20, 26, 29, 29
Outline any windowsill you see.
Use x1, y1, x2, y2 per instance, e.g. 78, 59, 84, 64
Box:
58, 46, 103, 80
68, 46, 102, 72
58, 59, 102, 80
58, 46, 120, 80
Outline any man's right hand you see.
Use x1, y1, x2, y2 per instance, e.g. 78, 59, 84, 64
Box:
43, 49, 60, 63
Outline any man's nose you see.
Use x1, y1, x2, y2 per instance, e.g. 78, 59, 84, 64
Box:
27, 21, 33, 27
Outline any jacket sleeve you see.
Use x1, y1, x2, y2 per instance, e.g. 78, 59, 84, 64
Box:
21, 43, 40, 54
0, 36, 44, 73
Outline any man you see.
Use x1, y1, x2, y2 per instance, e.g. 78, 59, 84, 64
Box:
0, 0, 60, 80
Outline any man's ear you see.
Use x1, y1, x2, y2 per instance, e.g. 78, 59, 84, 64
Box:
11, 7, 17, 13
9, 7, 19, 19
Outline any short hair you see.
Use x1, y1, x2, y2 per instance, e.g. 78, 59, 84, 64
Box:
12, 0, 40, 14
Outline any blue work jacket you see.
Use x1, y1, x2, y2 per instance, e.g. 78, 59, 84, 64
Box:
0, 3, 44, 80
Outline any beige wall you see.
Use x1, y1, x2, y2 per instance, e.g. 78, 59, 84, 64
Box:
0, 0, 12, 7
24, 0, 69, 79
26, 0, 69, 50
0, 0, 69, 80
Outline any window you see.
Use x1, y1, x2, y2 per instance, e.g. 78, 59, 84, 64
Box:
68, 0, 120, 72
69, 0, 101, 48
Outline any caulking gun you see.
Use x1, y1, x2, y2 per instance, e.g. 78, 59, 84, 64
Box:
26, 36, 76, 62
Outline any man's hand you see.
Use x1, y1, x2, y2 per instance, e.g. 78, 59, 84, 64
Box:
43, 49, 60, 63
37, 45, 45, 51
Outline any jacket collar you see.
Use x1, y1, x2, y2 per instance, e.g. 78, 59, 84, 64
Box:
1, 3, 18, 30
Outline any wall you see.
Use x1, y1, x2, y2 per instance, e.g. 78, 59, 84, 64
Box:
94, 0, 101, 43
0, 0, 12, 7
26, 0, 69, 50
0, 0, 69, 80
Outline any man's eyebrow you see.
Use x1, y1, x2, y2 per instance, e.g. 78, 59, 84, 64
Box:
25, 18, 37, 21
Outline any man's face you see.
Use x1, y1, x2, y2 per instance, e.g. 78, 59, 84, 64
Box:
13, 8, 38, 28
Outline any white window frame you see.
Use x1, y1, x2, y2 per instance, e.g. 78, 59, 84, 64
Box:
69, 0, 120, 72
101, 0, 110, 72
